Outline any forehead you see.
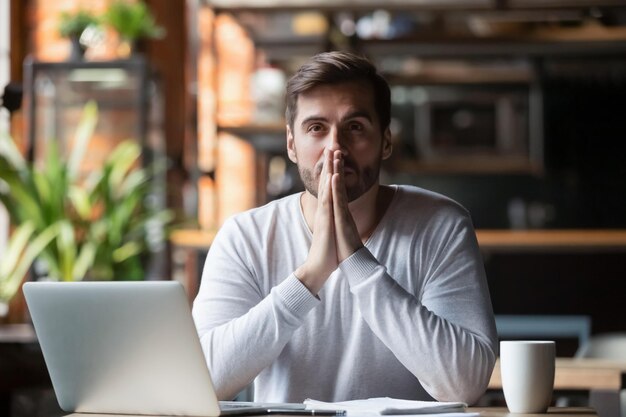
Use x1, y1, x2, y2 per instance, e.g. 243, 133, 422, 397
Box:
294, 81, 376, 122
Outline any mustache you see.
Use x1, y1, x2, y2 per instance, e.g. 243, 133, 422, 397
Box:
314, 157, 358, 177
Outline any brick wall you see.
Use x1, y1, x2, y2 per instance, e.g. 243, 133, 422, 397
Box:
27, 0, 117, 61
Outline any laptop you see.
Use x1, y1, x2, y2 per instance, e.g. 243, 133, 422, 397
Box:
23, 281, 306, 416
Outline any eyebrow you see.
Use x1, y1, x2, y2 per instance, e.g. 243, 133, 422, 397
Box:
299, 111, 373, 129
300, 116, 327, 128
342, 111, 373, 123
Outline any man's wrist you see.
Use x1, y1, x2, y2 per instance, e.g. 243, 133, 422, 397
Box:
293, 264, 319, 297
294, 264, 322, 296
275, 274, 321, 313
339, 247, 381, 287
338, 242, 364, 263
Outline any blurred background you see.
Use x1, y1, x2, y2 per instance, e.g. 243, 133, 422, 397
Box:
0, 0, 625, 416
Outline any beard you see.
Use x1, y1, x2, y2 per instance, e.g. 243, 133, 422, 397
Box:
298, 155, 381, 203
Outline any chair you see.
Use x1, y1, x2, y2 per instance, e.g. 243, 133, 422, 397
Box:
571, 333, 626, 417
495, 314, 592, 350
575, 333, 626, 361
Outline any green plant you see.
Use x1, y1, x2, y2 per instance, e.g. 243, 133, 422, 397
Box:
58, 10, 99, 38
103, 1, 165, 41
85, 141, 173, 280
0, 102, 173, 303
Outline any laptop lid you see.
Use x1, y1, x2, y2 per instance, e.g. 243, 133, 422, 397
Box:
23, 281, 269, 417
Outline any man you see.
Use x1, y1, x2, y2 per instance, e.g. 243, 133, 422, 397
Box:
192, 51, 497, 405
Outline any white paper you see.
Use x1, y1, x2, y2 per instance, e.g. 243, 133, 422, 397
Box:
304, 397, 470, 416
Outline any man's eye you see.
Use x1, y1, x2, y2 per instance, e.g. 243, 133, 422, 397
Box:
308, 124, 324, 133
348, 123, 364, 131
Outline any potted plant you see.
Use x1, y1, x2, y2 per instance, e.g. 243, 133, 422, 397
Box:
58, 10, 99, 60
82, 140, 173, 281
103, 0, 165, 57
0, 102, 173, 311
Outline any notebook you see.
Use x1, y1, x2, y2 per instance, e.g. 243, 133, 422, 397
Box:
304, 398, 471, 416
23, 281, 306, 416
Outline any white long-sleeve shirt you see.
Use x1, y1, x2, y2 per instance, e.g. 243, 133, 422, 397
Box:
192, 185, 497, 405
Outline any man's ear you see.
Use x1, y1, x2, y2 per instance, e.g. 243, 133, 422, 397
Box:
286, 125, 298, 163
382, 127, 393, 160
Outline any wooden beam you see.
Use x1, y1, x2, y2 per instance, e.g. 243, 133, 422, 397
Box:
9, 0, 27, 82
145, 0, 188, 211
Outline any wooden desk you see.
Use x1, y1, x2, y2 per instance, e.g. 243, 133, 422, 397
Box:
488, 358, 626, 417
62, 408, 598, 417
489, 358, 626, 391
471, 407, 597, 417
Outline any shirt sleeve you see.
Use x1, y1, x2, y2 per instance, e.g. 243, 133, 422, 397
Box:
192, 217, 319, 400
339, 211, 497, 404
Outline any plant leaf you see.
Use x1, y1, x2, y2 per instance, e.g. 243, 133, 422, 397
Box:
57, 220, 77, 282
68, 100, 98, 180
68, 185, 92, 220
107, 141, 141, 192
42, 142, 68, 223
1, 173, 45, 227
119, 169, 148, 197
0, 131, 26, 172
0, 222, 60, 301
73, 241, 97, 281
0, 222, 35, 278
112, 241, 143, 263
32, 170, 52, 210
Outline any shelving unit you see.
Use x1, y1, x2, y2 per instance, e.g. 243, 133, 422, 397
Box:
204, 0, 492, 11
23, 56, 164, 167
477, 229, 626, 252
23, 56, 169, 280
187, 0, 626, 230
170, 227, 626, 299
178, 2, 626, 347
171, 228, 626, 252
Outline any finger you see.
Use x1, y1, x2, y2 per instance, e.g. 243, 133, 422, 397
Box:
332, 151, 344, 207
320, 148, 330, 184
319, 153, 334, 222
328, 148, 336, 176
333, 155, 350, 210
324, 149, 334, 203
332, 166, 361, 261
332, 172, 351, 255
332, 170, 348, 222
316, 148, 330, 200
333, 151, 342, 178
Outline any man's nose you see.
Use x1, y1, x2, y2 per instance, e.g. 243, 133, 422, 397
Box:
327, 128, 347, 154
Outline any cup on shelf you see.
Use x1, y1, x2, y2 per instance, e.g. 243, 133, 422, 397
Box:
500, 340, 555, 413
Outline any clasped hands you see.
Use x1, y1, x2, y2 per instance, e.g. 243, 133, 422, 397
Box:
295, 148, 363, 294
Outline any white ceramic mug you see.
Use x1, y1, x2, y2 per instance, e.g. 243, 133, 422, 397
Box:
500, 340, 555, 413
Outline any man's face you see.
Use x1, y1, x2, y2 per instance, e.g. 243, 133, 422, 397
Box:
286, 81, 392, 202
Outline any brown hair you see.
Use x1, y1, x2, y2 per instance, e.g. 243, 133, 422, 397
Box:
285, 51, 391, 134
